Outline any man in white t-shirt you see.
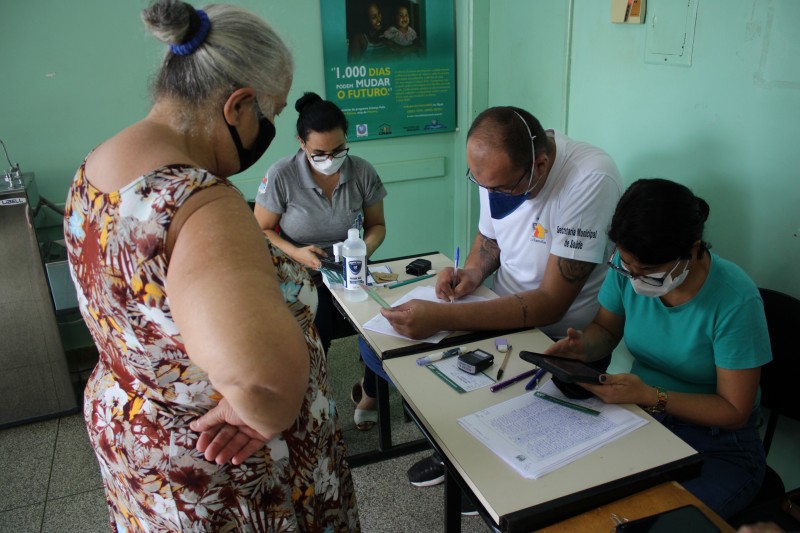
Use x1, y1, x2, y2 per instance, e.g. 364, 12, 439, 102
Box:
380, 106, 622, 494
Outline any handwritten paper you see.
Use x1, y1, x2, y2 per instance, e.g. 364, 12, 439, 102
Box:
362, 285, 487, 343
458, 381, 648, 479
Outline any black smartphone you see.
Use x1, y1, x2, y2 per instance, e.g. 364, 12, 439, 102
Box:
519, 351, 602, 384
319, 257, 341, 271
614, 505, 720, 532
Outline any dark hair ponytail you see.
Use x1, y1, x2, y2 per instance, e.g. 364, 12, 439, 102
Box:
609, 178, 710, 264
295, 92, 348, 141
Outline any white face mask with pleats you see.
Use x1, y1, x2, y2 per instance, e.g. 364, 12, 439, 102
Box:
308, 155, 345, 175
629, 260, 690, 297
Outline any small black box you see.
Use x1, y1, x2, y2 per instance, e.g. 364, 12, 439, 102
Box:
406, 258, 432, 276
457, 349, 494, 374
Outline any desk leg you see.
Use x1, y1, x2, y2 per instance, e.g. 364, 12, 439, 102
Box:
376, 374, 392, 451
444, 469, 462, 533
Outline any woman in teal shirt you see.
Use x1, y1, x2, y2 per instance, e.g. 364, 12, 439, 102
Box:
546, 178, 771, 519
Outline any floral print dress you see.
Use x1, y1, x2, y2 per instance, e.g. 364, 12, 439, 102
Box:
64, 161, 360, 532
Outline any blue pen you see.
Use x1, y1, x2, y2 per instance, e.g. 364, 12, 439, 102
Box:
453, 247, 460, 286
451, 247, 460, 302
525, 368, 547, 391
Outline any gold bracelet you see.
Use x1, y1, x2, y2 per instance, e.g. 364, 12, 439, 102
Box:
642, 386, 668, 414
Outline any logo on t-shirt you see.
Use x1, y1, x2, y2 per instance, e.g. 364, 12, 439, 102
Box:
258, 175, 268, 194
556, 226, 599, 250
531, 222, 547, 244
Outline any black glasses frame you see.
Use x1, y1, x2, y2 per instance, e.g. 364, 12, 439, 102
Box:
465, 167, 533, 196
307, 147, 349, 163
606, 249, 680, 287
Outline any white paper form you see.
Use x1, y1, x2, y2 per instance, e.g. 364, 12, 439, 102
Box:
362, 285, 487, 343
458, 381, 648, 479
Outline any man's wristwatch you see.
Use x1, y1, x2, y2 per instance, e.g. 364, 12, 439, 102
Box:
642, 386, 668, 414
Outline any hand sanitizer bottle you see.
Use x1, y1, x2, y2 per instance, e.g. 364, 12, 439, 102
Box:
342, 228, 367, 301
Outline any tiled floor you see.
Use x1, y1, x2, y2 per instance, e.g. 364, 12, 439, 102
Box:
0, 414, 109, 532
0, 411, 489, 533
0, 336, 489, 532
2, 337, 798, 532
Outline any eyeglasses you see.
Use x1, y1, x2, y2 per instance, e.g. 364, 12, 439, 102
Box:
466, 167, 532, 196
606, 249, 680, 287
466, 110, 537, 196
306, 147, 349, 162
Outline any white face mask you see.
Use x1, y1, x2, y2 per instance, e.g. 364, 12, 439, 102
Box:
307, 154, 346, 175
630, 260, 690, 297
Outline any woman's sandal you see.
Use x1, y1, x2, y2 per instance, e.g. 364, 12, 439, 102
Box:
354, 408, 378, 431
350, 381, 363, 405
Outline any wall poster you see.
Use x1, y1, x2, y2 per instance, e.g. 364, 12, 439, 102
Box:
320, 0, 457, 141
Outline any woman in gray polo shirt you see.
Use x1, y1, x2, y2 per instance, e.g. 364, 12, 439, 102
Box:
254, 92, 387, 430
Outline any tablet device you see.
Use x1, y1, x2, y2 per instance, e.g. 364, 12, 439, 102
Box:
614, 505, 720, 532
519, 352, 602, 384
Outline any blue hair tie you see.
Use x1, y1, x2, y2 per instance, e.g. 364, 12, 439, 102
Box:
170, 9, 211, 56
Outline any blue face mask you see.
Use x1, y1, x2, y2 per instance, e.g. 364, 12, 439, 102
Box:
488, 191, 529, 219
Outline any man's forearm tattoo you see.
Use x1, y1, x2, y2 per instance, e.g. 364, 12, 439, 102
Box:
512, 293, 530, 327
478, 235, 501, 279
557, 258, 595, 283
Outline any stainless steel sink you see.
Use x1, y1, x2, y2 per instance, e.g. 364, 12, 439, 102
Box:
0, 172, 78, 428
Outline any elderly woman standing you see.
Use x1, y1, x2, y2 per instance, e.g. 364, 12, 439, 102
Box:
64, 1, 359, 530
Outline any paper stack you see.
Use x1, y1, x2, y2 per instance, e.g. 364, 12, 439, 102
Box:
458, 381, 648, 479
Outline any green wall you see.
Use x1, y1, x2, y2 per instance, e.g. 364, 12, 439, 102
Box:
3, 1, 796, 285
488, 0, 800, 490
0, 0, 472, 261
488, 0, 800, 300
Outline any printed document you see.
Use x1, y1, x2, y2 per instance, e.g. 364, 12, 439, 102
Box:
362, 285, 487, 343
458, 381, 648, 479
426, 356, 495, 393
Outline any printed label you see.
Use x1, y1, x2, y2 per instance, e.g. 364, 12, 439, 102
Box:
0, 197, 26, 206
344, 258, 365, 288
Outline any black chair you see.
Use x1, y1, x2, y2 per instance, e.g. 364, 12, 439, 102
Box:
729, 288, 800, 530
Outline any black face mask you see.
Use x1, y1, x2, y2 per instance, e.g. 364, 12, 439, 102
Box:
225, 110, 276, 174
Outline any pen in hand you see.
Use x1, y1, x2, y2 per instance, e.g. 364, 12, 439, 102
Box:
524, 368, 547, 391
450, 246, 460, 303
495, 346, 512, 381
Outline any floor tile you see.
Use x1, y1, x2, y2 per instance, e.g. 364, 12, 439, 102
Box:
41, 489, 109, 533
0, 418, 57, 512
351, 450, 488, 532
0, 502, 44, 533
47, 413, 104, 500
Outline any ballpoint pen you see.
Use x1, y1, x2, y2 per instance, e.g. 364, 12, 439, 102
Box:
452, 247, 460, 287
524, 368, 547, 391
416, 346, 467, 366
490, 368, 538, 393
495, 346, 512, 381
450, 246, 460, 303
